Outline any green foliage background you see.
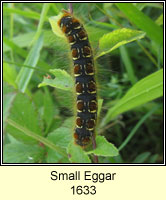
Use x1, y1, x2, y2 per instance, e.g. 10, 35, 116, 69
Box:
3, 3, 163, 163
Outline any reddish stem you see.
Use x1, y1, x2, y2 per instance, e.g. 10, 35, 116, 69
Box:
68, 3, 73, 14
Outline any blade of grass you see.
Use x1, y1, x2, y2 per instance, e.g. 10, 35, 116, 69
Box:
137, 41, 159, 68
115, 3, 163, 45
51, 3, 60, 14
31, 3, 51, 46
132, 152, 151, 163
97, 99, 103, 118
3, 37, 51, 70
101, 69, 163, 126
95, 4, 123, 28
9, 3, 14, 64
3, 7, 42, 20
89, 14, 119, 29
6, 119, 67, 158
120, 45, 137, 85
4, 61, 48, 73
118, 105, 159, 151
15, 34, 43, 92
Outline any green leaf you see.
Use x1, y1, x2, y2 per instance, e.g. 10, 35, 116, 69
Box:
3, 142, 45, 163
49, 13, 65, 38
155, 14, 163, 26
3, 62, 17, 88
3, 81, 14, 95
38, 69, 74, 91
47, 127, 72, 148
62, 117, 75, 128
101, 69, 163, 126
3, 83, 16, 130
6, 93, 42, 144
67, 142, 91, 163
33, 90, 44, 109
46, 127, 72, 163
132, 152, 151, 163
115, 3, 163, 45
97, 28, 145, 58
148, 154, 158, 163
46, 148, 69, 163
16, 35, 43, 92
3, 93, 15, 125
87, 136, 119, 157
7, 119, 67, 158
43, 87, 55, 133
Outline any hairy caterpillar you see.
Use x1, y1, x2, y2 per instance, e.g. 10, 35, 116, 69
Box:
57, 10, 97, 146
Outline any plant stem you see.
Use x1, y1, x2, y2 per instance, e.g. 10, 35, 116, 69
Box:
92, 135, 98, 163
68, 3, 73, 14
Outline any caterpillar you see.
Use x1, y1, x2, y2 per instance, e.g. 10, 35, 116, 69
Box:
58, 10, 97, 147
